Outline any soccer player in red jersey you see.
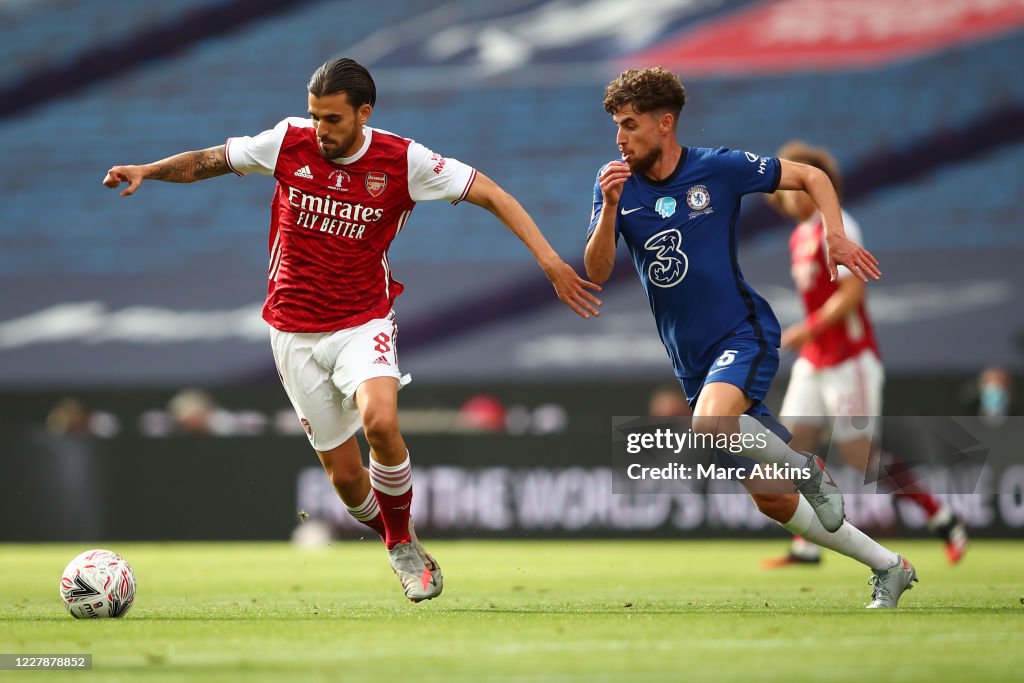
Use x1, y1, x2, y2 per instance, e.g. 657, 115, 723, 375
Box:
765, 140, 967, 567
103, 58, 602, 602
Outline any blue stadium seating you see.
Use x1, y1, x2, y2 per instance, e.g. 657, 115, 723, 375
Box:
844, 140, 1024, 251
0, 2, 1021, 280
0, 0, 222, 88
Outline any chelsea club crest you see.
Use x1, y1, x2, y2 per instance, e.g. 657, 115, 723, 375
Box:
686, 185, 711, 211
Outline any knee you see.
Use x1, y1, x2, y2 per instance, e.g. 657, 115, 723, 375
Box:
692, 415, 738, 437
361, 409, 400, 447
691, 415, 719, 437
319, 440, 365, 489
327, 460, 365, 489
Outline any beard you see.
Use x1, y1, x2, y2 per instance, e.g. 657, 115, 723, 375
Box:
318, 131, 357, 159
626, 146, 661, 177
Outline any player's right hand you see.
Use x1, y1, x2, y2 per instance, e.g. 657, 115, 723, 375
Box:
825, 231, 881, 282
102, 165, 145, 197
599, 160, 631, 206
543, 259, 603, 319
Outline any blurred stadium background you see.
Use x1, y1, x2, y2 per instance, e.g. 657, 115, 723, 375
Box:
1, 0, 1022, 545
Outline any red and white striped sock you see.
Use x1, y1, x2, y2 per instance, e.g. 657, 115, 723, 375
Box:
369, 454, 413, 550
344, 488, 386, 542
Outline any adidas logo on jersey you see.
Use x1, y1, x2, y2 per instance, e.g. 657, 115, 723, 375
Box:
293, 165, 313, 179
372, 355, 390, 366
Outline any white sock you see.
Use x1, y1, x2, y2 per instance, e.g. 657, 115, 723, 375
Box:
369, 453, 412, 496
782, 496, 898, 570
736, 415, 811, 470
344, 488, 380, 523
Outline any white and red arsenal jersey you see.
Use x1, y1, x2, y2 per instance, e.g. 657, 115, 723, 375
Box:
788, 210, 880, 368
225, 118, 476, 332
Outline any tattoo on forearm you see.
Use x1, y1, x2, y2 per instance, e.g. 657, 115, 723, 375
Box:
148, 146, 229, 183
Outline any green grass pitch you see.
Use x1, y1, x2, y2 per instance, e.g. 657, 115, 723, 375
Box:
2, 540, 1021, 682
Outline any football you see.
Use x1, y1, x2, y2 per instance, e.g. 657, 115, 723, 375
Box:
59, 549, 136, 619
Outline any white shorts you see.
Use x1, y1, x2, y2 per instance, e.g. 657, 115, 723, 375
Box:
270, 311, 410, 452
779, 349, 884, 443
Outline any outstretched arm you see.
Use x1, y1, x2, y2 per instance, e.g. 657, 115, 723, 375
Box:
464, 172, 602, 319
102, 145, 231, 197
777, 159, 880, 282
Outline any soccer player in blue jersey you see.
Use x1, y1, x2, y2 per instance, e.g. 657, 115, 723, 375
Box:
586, 67, 917, 608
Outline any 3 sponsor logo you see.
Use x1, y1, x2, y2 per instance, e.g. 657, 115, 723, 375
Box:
643, 228, 688, 288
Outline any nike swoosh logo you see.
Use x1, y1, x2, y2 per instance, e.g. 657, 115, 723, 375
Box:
620, 206, 643, 215
707, 367, 729, 376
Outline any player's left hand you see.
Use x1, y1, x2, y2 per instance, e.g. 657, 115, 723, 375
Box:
544, 260, 602, 319
825, 232, 881, 282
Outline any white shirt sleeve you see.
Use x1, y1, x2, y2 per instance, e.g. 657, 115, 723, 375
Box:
406, 140, 477, 204
225, 118, 297, 177
836, 209, 863, 280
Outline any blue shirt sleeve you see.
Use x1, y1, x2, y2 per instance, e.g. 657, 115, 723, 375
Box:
587, 164, 619, 243
711, 147, 781, 196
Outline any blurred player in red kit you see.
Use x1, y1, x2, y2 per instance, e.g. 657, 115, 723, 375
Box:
766, 140, 967, 567
104, 58, 602, 601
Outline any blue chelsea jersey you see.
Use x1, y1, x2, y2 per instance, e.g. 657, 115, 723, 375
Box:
588, 146, 783, 384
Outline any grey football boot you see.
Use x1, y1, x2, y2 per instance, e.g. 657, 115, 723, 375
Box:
866, 555, 918, 609
387, 540, 442, 603
408, 518, 443, 596
794, 452, 846, 532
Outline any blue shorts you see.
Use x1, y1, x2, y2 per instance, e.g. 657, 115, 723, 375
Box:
681, 337, 790, 473
682, 336, 779, 408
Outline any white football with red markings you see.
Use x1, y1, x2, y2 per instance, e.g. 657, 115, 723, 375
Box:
59, 549, 136, 619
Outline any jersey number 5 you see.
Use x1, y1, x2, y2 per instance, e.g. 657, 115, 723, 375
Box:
644, 228, 688, 288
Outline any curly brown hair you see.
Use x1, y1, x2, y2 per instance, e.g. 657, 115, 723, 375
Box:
775, 140, 843, 197
765, 140, 843, 218
603, 67, 686, 122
